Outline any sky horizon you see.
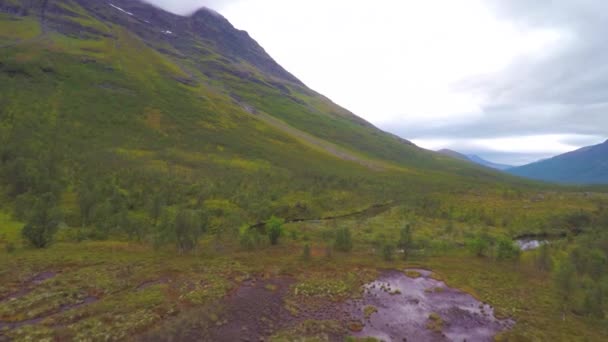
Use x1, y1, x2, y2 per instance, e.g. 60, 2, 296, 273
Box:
143, 0, 608, 166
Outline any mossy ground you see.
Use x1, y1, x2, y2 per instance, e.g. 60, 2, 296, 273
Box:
2, 201, 607, 341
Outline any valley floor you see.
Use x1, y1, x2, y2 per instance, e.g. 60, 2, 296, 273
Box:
1, 209, 607, 342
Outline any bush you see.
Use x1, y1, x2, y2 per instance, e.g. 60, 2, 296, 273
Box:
397, 224, 413, 259
382, 243, 395, 261
467, 235, 489, 257
239, 225, 262, 250
266, 216, 285, 245
334, 227, 353, 252
535, 244, 552, 271
21, 193, 62, 248
174, 209, 203, 253
495, 237, 520, 260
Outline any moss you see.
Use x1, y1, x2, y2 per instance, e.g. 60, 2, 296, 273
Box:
363, 305, 378, 319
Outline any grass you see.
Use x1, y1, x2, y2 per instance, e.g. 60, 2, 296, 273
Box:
0, 4, 607, 342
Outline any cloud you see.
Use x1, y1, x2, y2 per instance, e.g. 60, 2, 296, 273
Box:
412, 0, 608, 162
140, 0, 608, 165
142, 0, 238, 15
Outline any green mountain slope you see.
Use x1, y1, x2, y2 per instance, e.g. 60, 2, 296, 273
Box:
0, 0, 528, 227
509, 140, 608, 184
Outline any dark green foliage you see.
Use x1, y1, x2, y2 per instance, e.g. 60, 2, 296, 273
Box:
239, 225, 262, 251
21, 193, 62, 248
467, 235, 490, 257
495, 237, 520, 260
582, 283, 605, 319
535, 244, 553, 272
554, 258, 576, 314
266, 216, 284, 245
382, 243, 395, 261
174, 209, 203, 253
397, 224, 413, 259
334, 227, 353, 252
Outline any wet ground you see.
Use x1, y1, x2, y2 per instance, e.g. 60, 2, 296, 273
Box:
516, 239, 549, 251
346, 269, 514, 342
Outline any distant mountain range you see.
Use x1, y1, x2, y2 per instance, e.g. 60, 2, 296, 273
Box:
508, 140, 608, 184
437, 149, 513, 171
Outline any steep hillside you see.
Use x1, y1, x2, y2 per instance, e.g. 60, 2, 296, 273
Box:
0, 0, 525, 226
509, 140, 608, 184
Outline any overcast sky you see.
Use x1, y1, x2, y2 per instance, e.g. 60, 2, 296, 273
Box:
144, 0, 608, 165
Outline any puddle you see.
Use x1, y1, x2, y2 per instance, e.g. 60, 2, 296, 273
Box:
516, 239, 548, 251
346, 269, 514, 342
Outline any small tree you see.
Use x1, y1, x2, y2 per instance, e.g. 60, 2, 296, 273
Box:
334, 227, 353, 252
382, 243, 395, 261
174, 209, 203, 254
397, 224, 413, 259
535, 244, 552, 272
495, 237, 520, 260
266, 216, 284, 245
467, 235, 489, 257
554, 259, 576, 320
22, 193, 62, 248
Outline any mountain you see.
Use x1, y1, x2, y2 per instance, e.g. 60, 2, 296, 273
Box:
508, 140, 608, 184
437, 149, 513, 171
0, 0, 522, 225
466, 155, 513, 171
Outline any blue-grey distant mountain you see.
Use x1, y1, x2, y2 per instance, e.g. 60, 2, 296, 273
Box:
508, 140, 608, 184
466, 155, 513, 171
437, 149, 513, 171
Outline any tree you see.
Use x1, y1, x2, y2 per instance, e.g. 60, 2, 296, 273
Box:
334, 227, 353, 252
21, 193, 62, 248
535, 244, 552, 272
495, 236, 521, 260
467, 235, 489, 257
174, 209, 203, 253
554, 259, 576, 320
397, 224, 413, 259
266, 216, 284, 245
149, 192, 165, 226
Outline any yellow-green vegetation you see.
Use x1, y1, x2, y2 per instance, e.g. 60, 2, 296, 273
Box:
426, 312, 444, 333
363, 305, 378, 319
1, 1, 608, 341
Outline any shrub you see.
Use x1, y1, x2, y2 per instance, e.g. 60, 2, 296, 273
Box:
266, 216, 285, 245
397, 224, 413, 259
535, 244, 552, 271
495, 237, 520, 260
467, 235, 489, 257
174, 209, 203, 253
382, 243, 395, 261
334, 227, 353, 252
21, 193, 62, 248
239, 225, 262, 250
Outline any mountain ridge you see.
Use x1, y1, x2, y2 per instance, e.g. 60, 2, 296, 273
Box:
508, 140, 608, 184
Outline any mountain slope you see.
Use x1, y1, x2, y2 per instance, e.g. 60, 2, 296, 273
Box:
437, 149, 512, 171
508, 140, 608, 184
0, 0, 528, 226
466, 155, 513, 171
